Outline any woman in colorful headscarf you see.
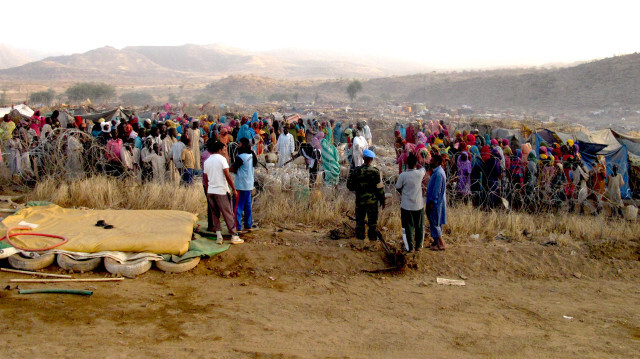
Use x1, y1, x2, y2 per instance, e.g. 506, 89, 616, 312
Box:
398, 124, 406, 139
466, 134, 476, 148
469, 145, 483, 206
236, 124, 253, 143
524, 151, 538, 204
417, 131, 428, 145
510, 149, 524, 187
333, 122, 343, 146
482, 147, 502, 208
457, 151, 472, 199
405, 124, 415, 144
312, 131, 325, 151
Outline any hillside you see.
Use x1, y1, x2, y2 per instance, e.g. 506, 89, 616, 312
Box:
413, 53, 640, 111
0, 44, 35, 69
0, 44, 424, 83
1, 44, 639, 115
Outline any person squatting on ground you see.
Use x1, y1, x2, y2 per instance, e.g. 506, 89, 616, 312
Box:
203, 140, 243, 245
426, 154, 447, 251
347, 149, 385, 241
395, 153, 426, 252
232, 138, 257, 232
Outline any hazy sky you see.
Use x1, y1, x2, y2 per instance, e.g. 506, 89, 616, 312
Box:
4, 0, 639, 69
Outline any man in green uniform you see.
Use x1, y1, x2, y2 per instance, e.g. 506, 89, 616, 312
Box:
347, 149, 386, 240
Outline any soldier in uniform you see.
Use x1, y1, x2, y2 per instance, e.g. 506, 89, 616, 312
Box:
347, 149, 386, 240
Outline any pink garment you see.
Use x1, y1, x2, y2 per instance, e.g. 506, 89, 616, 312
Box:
106, 139, 123, 161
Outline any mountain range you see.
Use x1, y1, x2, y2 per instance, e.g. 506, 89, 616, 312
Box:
0, 43, 430, 83
1, 43, 639, 116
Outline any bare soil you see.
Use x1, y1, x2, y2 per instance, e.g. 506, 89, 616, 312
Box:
1, 228, 639, 358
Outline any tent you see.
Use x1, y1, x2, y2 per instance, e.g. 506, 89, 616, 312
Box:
0, 104, 34, 118
579, 144, 632, 199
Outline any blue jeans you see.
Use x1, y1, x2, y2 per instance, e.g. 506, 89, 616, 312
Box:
235, 190, 253, 231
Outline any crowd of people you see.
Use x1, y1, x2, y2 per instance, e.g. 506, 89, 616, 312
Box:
0, 107, 628, 251
392, 120, 626, 217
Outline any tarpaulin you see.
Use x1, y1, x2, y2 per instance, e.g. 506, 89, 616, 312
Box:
162, 234, 230, 263
79, 109, 119, 122
612, 130, 640, 157
579, 144, 632, 199
576, 141, 607, 154
1, 205, 197, 255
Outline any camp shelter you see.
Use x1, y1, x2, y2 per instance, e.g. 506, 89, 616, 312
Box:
579, 144, 632, 199
612, 130, 640, 157
534, 128, 632, 199
612, 130, 640, 196
0, 104, 34, 118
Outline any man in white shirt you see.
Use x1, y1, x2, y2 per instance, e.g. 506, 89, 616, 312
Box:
363, 119, 372, 146
203, 140, 243, 245
352, 125, 368, 168
276, 123, 295, 167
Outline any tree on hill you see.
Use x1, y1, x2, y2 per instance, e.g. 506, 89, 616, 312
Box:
120, 91, 153, 106
29, 88, 56, 106
65, 82, 115, 103
346, 80, 362, 102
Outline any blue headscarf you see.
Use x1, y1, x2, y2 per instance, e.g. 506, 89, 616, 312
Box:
237, 124, 253, 142
220, 115, 226, 124
251, 112, 259, 124
470, 145, 481, 166
399, 124, 406, 139
333, 122, 342, 144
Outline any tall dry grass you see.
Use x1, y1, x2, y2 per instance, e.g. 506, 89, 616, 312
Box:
254, 186, 639, 254
30, 176, 639, 258
31, 176, 206, 214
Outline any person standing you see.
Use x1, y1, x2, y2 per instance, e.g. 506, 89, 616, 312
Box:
232, 138, 257, 232
169, 132, 187, 179
203, 141, 243, 245
187, 120, 202, 170
276, 124, 295, 167
180, 135, 196, 185
395, 153, 426, 252
607, 164, 624, 217
363, 119, 373, 146
426, 154, 447, 251
347, 149, 385, 241
351, 127, 368, 168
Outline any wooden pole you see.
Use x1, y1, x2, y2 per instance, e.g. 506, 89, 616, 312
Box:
9, 278, 125, 283
1, 268, 72, 279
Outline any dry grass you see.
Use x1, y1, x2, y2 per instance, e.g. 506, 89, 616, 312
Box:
30, 176, 639, 259
31, 176, 206, 214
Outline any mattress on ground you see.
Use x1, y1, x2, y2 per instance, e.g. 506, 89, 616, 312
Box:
1, 205, 197, 255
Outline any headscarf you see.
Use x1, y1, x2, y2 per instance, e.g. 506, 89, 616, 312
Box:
417, 131, 427, 145
236, 124, 252, 142
480, 145, 491, 162
398, 124, 406, 139
251, 112, 259, 123
470, 145, 481, 166
457, 151, 472, 175
312, 131, 325, 150
466, 134, 476, 147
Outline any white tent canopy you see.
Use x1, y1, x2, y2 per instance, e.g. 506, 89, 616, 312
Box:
0, 104, 34, 118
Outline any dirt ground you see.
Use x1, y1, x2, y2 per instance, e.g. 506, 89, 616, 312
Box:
1, 228, 639, 358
